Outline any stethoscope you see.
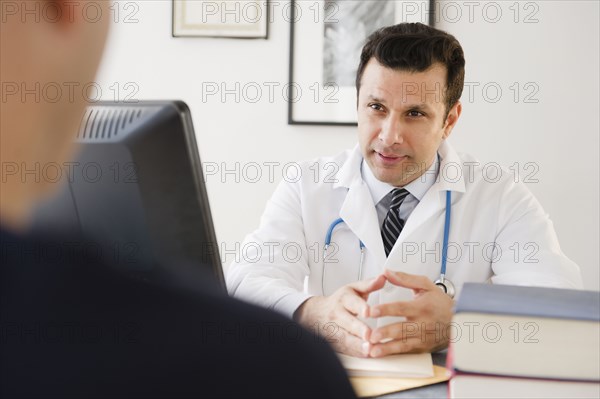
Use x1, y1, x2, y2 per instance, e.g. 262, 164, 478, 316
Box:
322, 190, 455, 298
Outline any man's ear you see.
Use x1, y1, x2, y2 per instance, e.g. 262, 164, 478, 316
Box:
16, 0, 82, 32
442, 101, 462, 140
47, 0, 92, 29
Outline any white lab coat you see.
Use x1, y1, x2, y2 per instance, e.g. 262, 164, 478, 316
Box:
227, 141, 582, 326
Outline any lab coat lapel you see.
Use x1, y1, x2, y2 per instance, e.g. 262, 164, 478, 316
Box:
393, 188, 445, 245
334, 147, 387, 270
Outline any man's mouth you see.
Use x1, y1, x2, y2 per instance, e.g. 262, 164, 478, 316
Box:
375, 151, 407, 163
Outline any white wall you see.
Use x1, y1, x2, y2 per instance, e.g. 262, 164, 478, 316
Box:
95, 0, 599, 290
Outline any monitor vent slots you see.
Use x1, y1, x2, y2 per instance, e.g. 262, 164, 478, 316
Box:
77, 107, 144, 140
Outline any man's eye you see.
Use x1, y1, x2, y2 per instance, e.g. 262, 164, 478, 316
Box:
369, 103, 384, 111
408, 110, 424, 117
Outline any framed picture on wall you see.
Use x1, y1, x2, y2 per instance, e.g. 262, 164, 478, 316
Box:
173, 0, 269, 39
288, 0, 434, 125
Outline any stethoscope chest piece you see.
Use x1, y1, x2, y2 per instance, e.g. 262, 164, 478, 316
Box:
434, 276, 455, 298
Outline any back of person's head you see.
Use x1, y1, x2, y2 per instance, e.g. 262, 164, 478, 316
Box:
0, 0, 110, 231
355, 22, 465, 116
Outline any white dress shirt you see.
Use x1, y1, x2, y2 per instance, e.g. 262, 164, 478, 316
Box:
361, 154, 440, 227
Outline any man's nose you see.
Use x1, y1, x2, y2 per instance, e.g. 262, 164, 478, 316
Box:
378, 117, 404, 146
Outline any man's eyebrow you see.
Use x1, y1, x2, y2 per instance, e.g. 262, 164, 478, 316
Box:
404, 103, 432, 111
365, 96, 435, 111
367, 95, 386, 103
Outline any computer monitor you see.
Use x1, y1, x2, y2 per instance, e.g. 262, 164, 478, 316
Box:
32, 101, 225, 289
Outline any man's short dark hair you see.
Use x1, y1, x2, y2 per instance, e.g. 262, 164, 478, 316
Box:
356, 22, 465, 117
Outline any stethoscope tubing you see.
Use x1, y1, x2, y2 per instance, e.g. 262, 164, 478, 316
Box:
323, 190, 454, 297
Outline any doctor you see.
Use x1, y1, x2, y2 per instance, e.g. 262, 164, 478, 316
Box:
227, 23, 582, 357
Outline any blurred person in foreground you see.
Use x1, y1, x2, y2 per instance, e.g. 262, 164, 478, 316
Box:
0, 1, 356, 397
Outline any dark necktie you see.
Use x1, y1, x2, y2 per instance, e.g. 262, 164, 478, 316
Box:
381, 188, 410, 257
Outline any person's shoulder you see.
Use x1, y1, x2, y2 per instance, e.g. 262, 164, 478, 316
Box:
0, 227, 334, 361
1, 228, 356, 398
298, 147, 356, 167
445, 146, 541, 219
285, 146, 358, 193
209, 296, 356, 397
0, 226, 105, 276
0, 226, 221, 308
448, 147, 522, 192
268, 147, 358, 203
290, 147, 357, 181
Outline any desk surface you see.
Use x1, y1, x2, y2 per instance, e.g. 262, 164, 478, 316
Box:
379, 351, 448, 399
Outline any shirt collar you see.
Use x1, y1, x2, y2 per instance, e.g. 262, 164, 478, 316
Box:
361, 154, 439, 205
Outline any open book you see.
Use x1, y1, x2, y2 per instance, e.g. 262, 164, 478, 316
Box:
338, 353, 434, 378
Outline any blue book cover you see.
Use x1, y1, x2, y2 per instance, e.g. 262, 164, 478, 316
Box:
455, 283, 600, 322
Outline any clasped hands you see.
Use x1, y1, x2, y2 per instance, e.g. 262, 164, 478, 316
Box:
294, 270, 454, 357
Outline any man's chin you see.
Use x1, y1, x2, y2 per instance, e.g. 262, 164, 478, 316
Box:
372, 169, 408, 187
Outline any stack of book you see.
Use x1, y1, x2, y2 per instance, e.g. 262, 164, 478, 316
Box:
448, 283, 600, 398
